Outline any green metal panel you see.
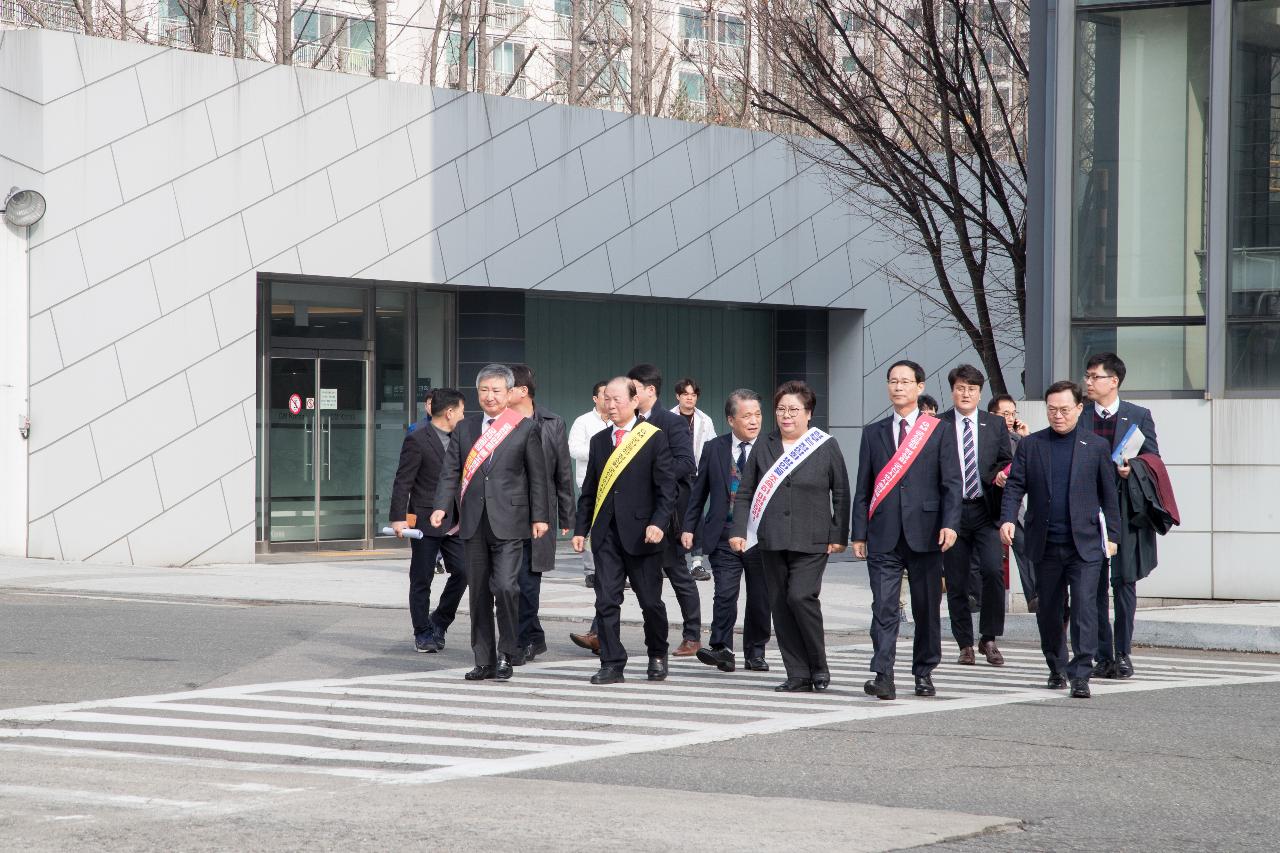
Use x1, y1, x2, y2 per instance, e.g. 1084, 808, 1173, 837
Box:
526, 296, 777, 435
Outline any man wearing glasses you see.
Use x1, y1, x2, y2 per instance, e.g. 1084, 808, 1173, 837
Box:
1000, 381, 1120, 698
1079, 353, 1159, 680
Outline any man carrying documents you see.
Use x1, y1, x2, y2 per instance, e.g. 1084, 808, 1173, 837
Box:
1000, 381, 1120, 698
1079, 352, 1160, 680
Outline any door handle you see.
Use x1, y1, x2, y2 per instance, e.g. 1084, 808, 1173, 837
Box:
323, 417, 332, 481
303, 420, 313, 481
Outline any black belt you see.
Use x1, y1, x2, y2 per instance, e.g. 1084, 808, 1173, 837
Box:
962, 497, 986, 505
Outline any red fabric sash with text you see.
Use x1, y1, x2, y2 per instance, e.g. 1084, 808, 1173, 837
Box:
450, 408, 527, 533
867, 414, 941, 519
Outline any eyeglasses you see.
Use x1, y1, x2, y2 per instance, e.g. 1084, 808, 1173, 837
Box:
1083, 372, 1115, 383
887, 379, 918, 387
1046, 406, 1078, 417
775, 407, 806, 416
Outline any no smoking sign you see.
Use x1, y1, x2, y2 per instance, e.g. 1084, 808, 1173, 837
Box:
288, 393, 303, 415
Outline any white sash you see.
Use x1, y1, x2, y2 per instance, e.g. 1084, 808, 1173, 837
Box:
745, 428, 831, 550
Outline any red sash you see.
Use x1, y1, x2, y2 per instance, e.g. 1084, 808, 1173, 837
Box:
867, 414, 940, 519
450, 408, 526, 533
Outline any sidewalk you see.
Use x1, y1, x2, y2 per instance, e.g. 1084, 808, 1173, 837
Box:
2, 549, 1278, 654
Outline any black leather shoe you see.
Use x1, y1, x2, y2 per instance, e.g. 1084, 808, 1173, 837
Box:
464, 665, 495, 681
914, 675, 936, 697
744, 656, 769, 672
1116, 654, 1134, 679
863, 673, 896, 700
494, 655, 513, 681
507, 649, 527, 667
1091, 658, 1117, 679
590, 667, 625, 685
811, 671, 831, 691
523, 642, 548, 662
775, 678, 814, 692
1046, 672, 1068, 690
696, 646, 735, 672
647, 655, 668, 681
1070, 678, 1091, 698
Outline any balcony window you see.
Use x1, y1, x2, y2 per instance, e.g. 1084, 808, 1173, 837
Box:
679, 7, 705, 41
679, 71, 706, 104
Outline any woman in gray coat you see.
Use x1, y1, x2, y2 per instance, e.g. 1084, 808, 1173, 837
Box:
730, 381, 851, 692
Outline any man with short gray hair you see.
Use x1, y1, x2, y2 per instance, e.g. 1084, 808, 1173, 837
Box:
432, 364, 550, 682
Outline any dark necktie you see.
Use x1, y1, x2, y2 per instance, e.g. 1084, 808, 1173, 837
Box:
962, 417, 980, 499
898, 418, 908, 448
736, 441, 749, 472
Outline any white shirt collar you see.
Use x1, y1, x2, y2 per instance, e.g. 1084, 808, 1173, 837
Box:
1095, 399, 1120, 418
732, 435, 755, 453
956, 409, 978, 426
893, 408, 920, 429
613, 416, 637, 433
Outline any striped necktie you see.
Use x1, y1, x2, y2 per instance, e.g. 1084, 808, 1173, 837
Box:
962, 417, 980, 499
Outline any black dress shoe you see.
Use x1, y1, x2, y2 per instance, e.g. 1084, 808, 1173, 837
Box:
1046, 672, 1068, 690
524, 641, 549, 662
696, 646, 735, 673
1091, 658, 1117, 679
914, 675, 936, 697
775, 678, 814, 692
590, 667, 625, 685
494, 655, 513, 681
1116, 654, 1134, 679
464, 665, 495, 681
507, 649, 527, 667
1070, 678, 1091, 698
647, 655, 668, 681
863, 673, 896, 700
743, 656, 769, 672
811, 671, 831, 691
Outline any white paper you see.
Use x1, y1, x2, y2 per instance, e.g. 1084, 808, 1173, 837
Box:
381, 526, 424, 539
319, 388, 338, 410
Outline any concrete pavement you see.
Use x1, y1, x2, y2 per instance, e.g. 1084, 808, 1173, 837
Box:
1, 548, 1278, 653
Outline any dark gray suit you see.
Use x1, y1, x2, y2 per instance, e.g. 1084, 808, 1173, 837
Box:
519, 405, 575, 651
731, 432, 850, 682
851, 414, 963, 679
1000, 425, 1120, 680
1078, 401, 1159, 664
641, 402, 702, 643
938, 408, 1013, 650
434, 412, 549, 666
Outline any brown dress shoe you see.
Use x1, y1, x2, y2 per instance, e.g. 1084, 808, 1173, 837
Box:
673, 639, 701, 657
570, 631, 600, 655
957, 646, 976, 665
978, 639, 1005, 666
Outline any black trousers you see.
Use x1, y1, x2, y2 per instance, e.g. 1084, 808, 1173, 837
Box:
867, 538, 944, 678
517, 541, 545, 649
464, 514, 524, 666
1037, 541, 1100, 680
593, 522, 669, 670
707, 542, 770, 656
943, 500, 1005, 648
1096, 557, 1137, 661
1011, 519, 1035, 604
408, 530, 467, 635
663, 562, 702, 642
762, 550, 828, 681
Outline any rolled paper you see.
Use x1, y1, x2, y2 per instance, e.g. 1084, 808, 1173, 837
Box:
381, 526, 424, 539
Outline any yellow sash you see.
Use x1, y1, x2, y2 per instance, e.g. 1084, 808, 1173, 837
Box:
591, 422, 660, 528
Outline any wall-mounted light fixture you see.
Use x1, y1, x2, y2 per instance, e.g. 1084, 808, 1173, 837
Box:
2, 187, 46, 227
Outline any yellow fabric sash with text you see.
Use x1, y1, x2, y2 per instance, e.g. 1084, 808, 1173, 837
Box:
591, 422, 660, 528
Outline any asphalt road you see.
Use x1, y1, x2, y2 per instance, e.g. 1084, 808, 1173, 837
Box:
2, 589, 1278, 851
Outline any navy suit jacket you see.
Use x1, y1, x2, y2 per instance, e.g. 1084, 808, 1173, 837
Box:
999, 426, 1121, 564
683, 432, 742, 550
1077, 400, 1160, 458
851, 415, 963, 553
938, 407, 1014, 521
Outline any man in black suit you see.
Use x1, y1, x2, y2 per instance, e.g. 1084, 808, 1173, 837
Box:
1080, 352, 1160, 680
939, 364, 1013, 667
1000, 380, 1120, 698
852, 359, 962, 700
573, 377, 677, 684
390, 388, 469, 653
681, 389, 772, 673
508, 364, 575, 663
431, 364, 549, 682
627, 363, 703, 657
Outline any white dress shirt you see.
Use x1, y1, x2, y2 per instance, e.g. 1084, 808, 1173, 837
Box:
892, 408, 920, 445
569, 409, 611, 488
1094, 399, 1121, 419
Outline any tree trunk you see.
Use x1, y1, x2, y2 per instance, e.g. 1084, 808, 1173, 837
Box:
277, 0, 292, 64
373, 0, 387, 77
457, 0, 471, 90
475, 0, 489, 92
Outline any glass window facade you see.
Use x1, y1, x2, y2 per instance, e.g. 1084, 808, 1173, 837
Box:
1228, 0, 1280, 388
1070, 2, 1210, 391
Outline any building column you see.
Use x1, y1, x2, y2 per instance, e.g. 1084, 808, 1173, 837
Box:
0, 222, 30, 556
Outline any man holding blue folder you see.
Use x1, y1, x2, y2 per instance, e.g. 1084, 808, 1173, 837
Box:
1080, 353, 1159, 680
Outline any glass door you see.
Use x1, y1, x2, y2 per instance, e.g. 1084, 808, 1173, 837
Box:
268, 354, 369, 545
